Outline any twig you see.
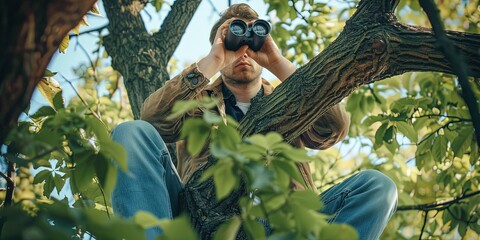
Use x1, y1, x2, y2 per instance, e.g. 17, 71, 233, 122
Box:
60, 74, 104, 124
413, 114, 471, 122
397, 190, 480, 211
0, 161, 16, 236
69, 24, 108, 38
94, 177, 111, 219
417, 120, 463, 145
367, 84, 383, 104
206, 0, 220, 15
420, 0, 480, 148
290, 0, 309, 24
419, 210, 429, 240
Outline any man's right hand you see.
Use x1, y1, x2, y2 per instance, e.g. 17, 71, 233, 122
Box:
197, 18, 249, 79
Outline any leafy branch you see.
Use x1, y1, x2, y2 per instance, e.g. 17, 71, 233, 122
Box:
419, 0, 480, 148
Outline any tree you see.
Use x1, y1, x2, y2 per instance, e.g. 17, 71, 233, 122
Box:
1, 0, 479, 239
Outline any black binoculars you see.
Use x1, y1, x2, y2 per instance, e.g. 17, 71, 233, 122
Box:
225, 19, 271, 51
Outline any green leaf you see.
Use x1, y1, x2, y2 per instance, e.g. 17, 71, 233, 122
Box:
216, 123, 241, 150
85, 117, 109, 142
432, 135, 447, 162
44, 69, 57, 77
247, 163, 274, 190
100, 140, 128, 172
154, 0, 163, 12
470, 141, 479, 165
281, 149, 311, 162
214, 160, 237, 200
52, 91, 65, 110
451, 128, 472, 157
180, 118, 210, 156
396, 121, 418, 143
30, 106, 57, 120
34, 169, 52, 184
203, 110, 222, 124
133, 211, 163, 229
264, 193, 287, 211
265, 132, 284, 145
169, 100, 202, 120
248, 134, 269, 149
374, 122, 389, 148
243, 219, 266, 239
157, 215, 199, 240
290, 190, 322, 210
213, 216, 241, 240
383, 125, 395, 143
273, 160, 304, 187
94, 156, 117, 196
319, 224, 358, 240
53, 173, 66, 192
44, 173, 56, 197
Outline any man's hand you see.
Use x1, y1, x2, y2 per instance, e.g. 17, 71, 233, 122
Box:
246, 35, 297, 82
197, 19, 248, 78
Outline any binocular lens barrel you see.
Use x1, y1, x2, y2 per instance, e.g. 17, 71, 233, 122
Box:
252, 20, 270, 36
230, 20, 248, 36
224, 19, 271, 51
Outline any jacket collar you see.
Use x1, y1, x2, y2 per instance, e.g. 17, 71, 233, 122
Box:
205, 75, 275, 97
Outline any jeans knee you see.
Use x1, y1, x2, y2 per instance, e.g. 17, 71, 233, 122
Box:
358, 170, 398, 205
112, 120, 160, 140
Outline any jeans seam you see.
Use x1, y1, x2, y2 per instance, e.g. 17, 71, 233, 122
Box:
327, 189, 351, 223
160, 151, 174, 218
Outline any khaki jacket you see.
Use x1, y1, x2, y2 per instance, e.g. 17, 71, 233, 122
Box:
141, 63, 350, 192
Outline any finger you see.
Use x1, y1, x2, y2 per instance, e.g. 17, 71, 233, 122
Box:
214, 19, 236, 46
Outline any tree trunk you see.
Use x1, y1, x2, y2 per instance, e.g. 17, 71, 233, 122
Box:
102, 0, 202, 164
0, 0, 97, 145
102, 0, 202, 120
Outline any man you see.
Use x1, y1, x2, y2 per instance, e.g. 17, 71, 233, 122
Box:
111, 3, 397, 240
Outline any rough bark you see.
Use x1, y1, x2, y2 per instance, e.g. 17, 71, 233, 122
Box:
0, 0, 97, 145
102, 0, 202, 120
102, 0, 202, 163
239, 0, 480, 142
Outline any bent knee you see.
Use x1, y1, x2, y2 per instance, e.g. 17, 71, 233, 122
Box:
360, 170, 398, 203
112, 120, 161, 142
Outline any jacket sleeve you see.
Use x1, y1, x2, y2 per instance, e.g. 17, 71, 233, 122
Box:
140, 63, 210, 143
299, 103, 350, 150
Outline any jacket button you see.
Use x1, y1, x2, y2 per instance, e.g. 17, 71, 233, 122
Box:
191, 78, 198, 85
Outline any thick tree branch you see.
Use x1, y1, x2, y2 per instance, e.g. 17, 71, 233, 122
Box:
0, 0, 97, 144
103, 0, 202, 119
154, 0, 202, 65
239, 0, 480, 142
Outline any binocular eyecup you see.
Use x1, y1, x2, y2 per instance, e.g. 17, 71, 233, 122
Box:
225, 19, 271, 51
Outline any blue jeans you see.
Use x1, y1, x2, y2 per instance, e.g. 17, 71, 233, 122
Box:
111, 120, 183, 239
111, 120, 397, 240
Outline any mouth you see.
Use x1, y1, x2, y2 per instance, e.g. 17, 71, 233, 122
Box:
235, 61, 251, 67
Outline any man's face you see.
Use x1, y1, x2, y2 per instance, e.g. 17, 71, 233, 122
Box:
220, 54, 263, 85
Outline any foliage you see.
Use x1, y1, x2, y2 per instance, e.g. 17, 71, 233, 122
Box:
1, 0, 479, 239
260, 0, 480, 239
171, 97, 358, 239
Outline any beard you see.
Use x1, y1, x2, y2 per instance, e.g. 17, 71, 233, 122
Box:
221, 66, 263, 86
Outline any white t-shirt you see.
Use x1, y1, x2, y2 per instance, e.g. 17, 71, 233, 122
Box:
236, 102, 251, 115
